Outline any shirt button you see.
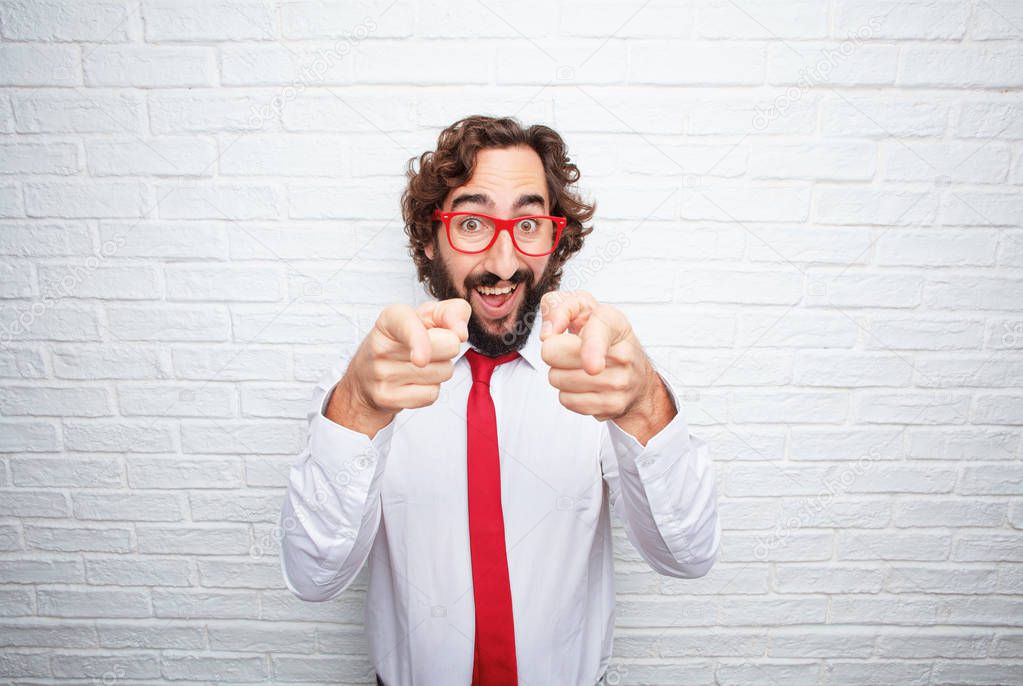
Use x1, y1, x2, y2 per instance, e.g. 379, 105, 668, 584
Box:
639, 457, 654, 468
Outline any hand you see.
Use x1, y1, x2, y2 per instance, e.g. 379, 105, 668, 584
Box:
539, 290, 658, 423
327, 299, 471, 436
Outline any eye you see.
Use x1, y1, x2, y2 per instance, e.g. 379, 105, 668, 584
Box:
458, 216, 483, 232
516, 218, 538, 233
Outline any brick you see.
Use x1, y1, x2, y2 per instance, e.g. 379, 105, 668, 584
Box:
73, 491, 184, 521
821, 97, 949, 138
37, 589, 148, 618
0, 385, 111, 416
354, 41, 489, 84
0, 0, 135, 41
941, 191, 1023, 226
282, 92, 417, 132
630, 41, 765, 85
12, 90, 145, 134
51, 654, 159, 679
218, 134, 348, 176
0, 422, 60, 452
835, 0, 969, 39
0, 346, 46, 379
149, 90, 279, 133
52, 344, 169, 380
87, 137, 218, 176
815, 187, 938, 225
25, 525, 132, 553
907, 429, 1019, 460
156, 182, 282, 220
793, 352, 912, 387
768, 43, 899, 87
106, 305, 230, 341
680, 184, 812, 222
171, 346, 291, 381
240, 384, 310, 419
25, 180, 148, 218
957, 101, 1023, 138
143, 0, 277, 41
63, 420, 176, 452
883, 142, 1012, 184
117, 383, 236, 417
220, 44, 353, 86
283, 0, 411, 39
875, 230, 998, 267
698, 0, 826, 38
0, 142, 79, 175
496, 42, 628, 85
166, 265, 284, 302
0, 220, 92, 256
900, 46, 1023, 88
924, 276, 1023, 310
229, 305, 358, 345
418, 0, 550, 38
287, 180, 399, 219
893, 499, 1007, 527
84, 46, 215, 87
856, 392, 971, 425
749, 141, 875, 180
675, 269, 803, 305
10, 456, 122, 487
806, 272, 923, 308
99, 220, 228, 259
137, 524, 250, 555
180, 420, 305, 454
37, 264, 160, 300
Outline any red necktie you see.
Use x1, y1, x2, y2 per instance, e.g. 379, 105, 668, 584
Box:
465, 348, 520, 686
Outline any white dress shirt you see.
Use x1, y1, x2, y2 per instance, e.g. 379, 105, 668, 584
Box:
278, 306, 721, 686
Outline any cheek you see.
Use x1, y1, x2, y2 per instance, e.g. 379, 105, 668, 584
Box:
530, 257, 551, 283
452, 257, 485, 288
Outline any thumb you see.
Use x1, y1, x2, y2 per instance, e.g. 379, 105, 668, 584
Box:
417, 298, 471, 342
378, 304, 432, 367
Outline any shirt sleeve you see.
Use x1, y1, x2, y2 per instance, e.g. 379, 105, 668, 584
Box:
599, 372, 721, 578
279, 356, 396, 602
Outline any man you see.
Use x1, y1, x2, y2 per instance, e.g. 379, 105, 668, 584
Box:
278, 116, 721, 685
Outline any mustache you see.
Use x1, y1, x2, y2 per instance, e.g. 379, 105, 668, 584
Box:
465, 269, 532, 290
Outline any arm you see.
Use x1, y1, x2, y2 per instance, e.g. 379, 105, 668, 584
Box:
278, 356, 396, 602
278, 299, 470, 602
601, 373, 721, 578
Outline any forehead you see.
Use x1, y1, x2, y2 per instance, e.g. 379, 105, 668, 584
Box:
445, 145, 548, 207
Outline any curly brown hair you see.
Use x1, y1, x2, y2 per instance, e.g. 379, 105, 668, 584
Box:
400, 115, 595, 299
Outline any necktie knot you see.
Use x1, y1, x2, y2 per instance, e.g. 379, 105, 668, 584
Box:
465, 348, 520, 386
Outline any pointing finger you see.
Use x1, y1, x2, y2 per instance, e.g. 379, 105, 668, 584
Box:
540, 290, 597, 340
540, 331, 583, 369
578, 315, 612, 375
378, 304, 431, 367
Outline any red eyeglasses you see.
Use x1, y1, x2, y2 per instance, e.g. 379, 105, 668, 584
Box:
432, 209, 567, 257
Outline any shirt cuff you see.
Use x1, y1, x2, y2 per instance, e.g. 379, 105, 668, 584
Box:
607, 372, 691, 474
309, 380, 396, 495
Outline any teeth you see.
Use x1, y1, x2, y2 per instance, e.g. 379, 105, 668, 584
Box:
477, 284, 516, 296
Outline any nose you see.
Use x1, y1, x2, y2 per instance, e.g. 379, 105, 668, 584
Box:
481, 229, 520, 282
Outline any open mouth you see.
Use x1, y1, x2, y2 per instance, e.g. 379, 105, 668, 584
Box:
473, 282, 520, 318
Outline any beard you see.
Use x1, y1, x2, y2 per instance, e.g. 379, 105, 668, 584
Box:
425, 251, 559, 357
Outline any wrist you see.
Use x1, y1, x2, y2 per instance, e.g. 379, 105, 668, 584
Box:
325, 374, 396, 438
611, 365, 675, 446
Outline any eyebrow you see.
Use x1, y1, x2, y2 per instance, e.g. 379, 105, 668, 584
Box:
449, 192, 547, 213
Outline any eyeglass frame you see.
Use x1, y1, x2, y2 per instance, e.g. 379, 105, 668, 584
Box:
431, 209, 568, 257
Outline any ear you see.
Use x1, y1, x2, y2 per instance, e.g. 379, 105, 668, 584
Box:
424, 241, 434, 260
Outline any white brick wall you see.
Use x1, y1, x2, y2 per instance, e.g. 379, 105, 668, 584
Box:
0, 0, 1021, 683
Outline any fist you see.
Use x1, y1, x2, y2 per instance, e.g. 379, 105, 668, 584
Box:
540, 290, 655, 422
343, 298, 471, 418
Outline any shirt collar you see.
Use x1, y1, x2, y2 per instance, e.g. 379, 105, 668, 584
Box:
453, 306, 544, 371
